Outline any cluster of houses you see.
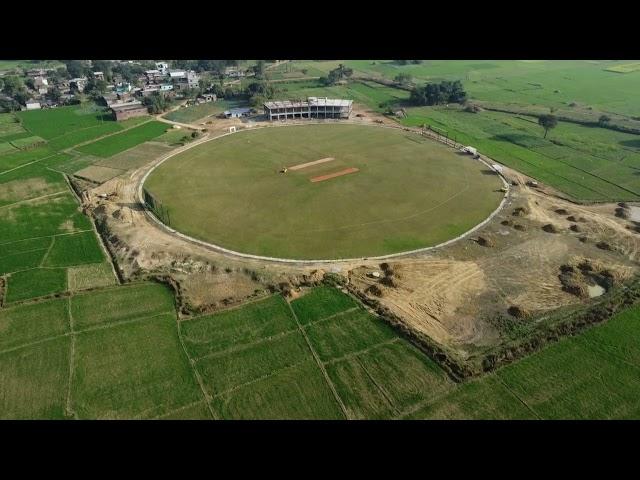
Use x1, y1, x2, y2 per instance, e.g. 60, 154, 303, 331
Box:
4, 60, 268, 122
102, 63, 218, 121
14, 61, 218, 119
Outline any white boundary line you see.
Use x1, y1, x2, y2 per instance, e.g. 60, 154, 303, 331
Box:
138, 122, 510, 265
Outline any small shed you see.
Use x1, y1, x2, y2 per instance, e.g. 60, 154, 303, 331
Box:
224, 108, 251, 119
491, 164, 504, 174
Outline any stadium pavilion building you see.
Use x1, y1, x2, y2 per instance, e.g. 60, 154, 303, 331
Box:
263, 97, 353, 121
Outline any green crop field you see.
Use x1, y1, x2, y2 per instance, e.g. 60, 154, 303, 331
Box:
17, 104, 114, 140
10, 135, 46, 150
70, 282, 175, 329
72, 314, 203, 419
76, 121, 168, 157
5, 268, 67, 303
1, 281, 640, 419
145, 124, 504, 259
401, 107, 640, 201
41, 231, 104, 268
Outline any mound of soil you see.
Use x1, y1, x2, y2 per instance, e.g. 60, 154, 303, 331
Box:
559, 271, 589, 298
542, 224, 559, 233
615, 207, 630, 219
554, 208, 569, 215
477, 236, 494, 247
513, 224, 526, 231
619, 202, 629, 209
567, 215, 577, 222
367, 284, 383, 297
596, 241, 613, 251
569, 224, 581, 232
512, 206, 529, 217
380, 276, 397, 288
560, 264, 575, 273
507, 305, 530, 319
501, 220, 513, 226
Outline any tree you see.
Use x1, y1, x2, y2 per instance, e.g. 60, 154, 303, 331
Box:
92, 60, 114, 82
84, 78, 108, 97
394, 73, 412, 85
252, 60, 266, 79
538, 114, 558, 138
409, 80, 467, 106
598, 114, 611, 127
63, 60, 88, 78
46, 86, 62, 103
142, 92, 172, 114
0, 97, 20, 112
2, 76, 26, 97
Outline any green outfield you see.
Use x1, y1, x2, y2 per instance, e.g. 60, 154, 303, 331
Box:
144, 124, 504, 259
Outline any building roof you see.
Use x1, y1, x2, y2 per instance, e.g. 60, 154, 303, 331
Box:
264, 97, 352, 109
145, 69, 161, 75
111, 101, 144, 111
169, 70, 186, 78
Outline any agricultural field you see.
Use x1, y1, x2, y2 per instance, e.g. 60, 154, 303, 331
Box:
401, 107, 640, 201
271, 78, 409, 112
180, 287, 455, 419
1, 280, 640, 419
4, 268, 67, 303
145, 123, 504, 259
76, 121, 168, 157
164, 99, 246, 124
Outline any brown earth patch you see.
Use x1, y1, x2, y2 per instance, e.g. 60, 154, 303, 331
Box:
288, 157, 335, 171
310, 167, 359, 183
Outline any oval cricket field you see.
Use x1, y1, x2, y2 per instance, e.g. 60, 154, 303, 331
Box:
143, 124, 505, 260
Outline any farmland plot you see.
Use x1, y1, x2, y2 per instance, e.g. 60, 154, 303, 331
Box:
5, 268, 67, 303
70, 282, 176, 329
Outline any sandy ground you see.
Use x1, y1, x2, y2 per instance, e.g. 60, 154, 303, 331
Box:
81, 109, 640, 353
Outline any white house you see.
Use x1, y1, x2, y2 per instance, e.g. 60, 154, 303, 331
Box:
25, 100, 41, 110
155, 62, 169, 74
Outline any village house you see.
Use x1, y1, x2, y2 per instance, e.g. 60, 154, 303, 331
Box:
155, 62, 169, 75
111, 101, 149, 121
170, 70, 200, 90
92, 71, 105, 81
70, 77, 87, 93
25, 100, 41, 110
33, 76, 49, 95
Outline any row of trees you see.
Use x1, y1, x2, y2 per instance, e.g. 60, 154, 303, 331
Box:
409, 80, 467, 106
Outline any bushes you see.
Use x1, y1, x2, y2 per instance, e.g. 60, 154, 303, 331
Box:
409, 80, 467, 106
